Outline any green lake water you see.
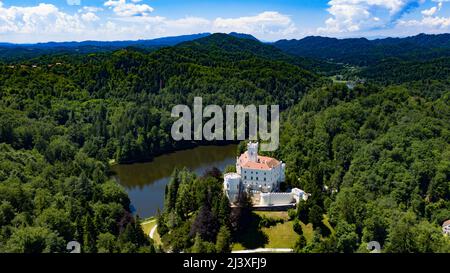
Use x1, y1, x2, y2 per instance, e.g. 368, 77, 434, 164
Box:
111, 144, 238, 218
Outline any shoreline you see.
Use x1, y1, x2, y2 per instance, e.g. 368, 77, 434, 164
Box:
108, 141, 239, 167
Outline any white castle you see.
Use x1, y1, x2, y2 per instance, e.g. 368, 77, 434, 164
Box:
224, 142, 308, 206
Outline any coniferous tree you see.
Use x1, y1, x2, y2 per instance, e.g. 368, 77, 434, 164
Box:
215, 226, 231, 253
82, 215, 97, 253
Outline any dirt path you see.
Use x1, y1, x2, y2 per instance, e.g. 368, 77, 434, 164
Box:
232, 248, 293, 253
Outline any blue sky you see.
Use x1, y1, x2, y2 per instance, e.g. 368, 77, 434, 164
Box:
0, 0, 449, 43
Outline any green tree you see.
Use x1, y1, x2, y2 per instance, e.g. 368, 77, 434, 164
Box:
175, 180, 194, 220
308, 204, 324, 228
82, 215, 97, 253
296, 200, 309, 223
215, 226, 231, 253
224, 165, 236, 173
192, 233, 216, 253
335, 220, 359, 253
5, 227, 64, 253
165, 168, 180, 212
385, 211, 418, 253
96, 232, 118, 253
414, 220, 449, 253
35, 208, 74, 241
294, 235, 307, 253
0, 201, 15, 226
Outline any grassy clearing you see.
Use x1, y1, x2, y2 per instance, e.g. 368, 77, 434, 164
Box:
140, 212, 334, 251
232, 212, 268, 250
232, 211, 300, 250
255, 211, 289, 220
299, 215, 334, 243
322, 215, 336, 236
231, 211, 336, 250
299, 221, 314, 243
140, 217, 161, 245
261, 220, 299, 248
141, 220, 155, 235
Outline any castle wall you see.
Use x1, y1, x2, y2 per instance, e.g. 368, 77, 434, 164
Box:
241, 168, 278, 190
259, 192, 294, 206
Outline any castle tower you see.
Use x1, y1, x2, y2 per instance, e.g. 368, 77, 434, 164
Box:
247, 142, 258, 162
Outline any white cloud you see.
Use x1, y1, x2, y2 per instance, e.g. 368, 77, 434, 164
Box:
421, 1, 444, 16
166, 17, 211, 30
318, 0, 424, 34
81, 12, 100, 22
79, 6, 104, 13
0, 2, 299, 42
67, 0, 81, 6
213, 12, 297, 39
398, 15, 450, 28
102, 11, 298, 41
422, 6, 437, 16
0, 1, 211, 42
111, 15, 211, 38
104, 0, 154, 17
0, 3, 84, 35
399, 1, 450, 30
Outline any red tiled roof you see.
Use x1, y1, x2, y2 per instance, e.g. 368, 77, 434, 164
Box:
443, 220, 450, 227
239, 152, 281, 170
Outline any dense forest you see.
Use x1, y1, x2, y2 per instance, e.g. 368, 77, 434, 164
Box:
156, 167, 235, 253
273, 83, 450, 252
0, 33, 211, 62
274, 33, 450, 66
0, 33, 320, 252
0, 33, 449, 252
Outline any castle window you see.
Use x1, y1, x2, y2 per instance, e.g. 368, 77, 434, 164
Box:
256, 177, 258, 180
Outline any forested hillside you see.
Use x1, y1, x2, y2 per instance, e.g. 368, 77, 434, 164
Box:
0, 33, 449, 253
156, 168, 235, 253
0, 33, 211, 62
274, 33, 450, 66
0, 34, 319, 163
272, 83, 450, 252
0, 34, 321, 252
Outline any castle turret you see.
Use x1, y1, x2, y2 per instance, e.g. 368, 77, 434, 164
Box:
224, 173, 241, 203
247, 142, 258, 162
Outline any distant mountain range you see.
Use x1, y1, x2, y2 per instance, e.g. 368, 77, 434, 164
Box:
180, 33, 282, 59
0, 32, 259, 49
0, 33, 211, 48
0, 32, 259, 61
273, 33, 450, 66
1, 32, 450, 65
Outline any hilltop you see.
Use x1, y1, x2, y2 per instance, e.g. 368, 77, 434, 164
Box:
274, 33, 450, 65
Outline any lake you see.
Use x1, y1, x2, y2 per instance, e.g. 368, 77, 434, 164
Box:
111, 144, 238, 218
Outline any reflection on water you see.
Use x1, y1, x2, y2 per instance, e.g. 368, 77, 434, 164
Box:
111, 144, 237, 218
